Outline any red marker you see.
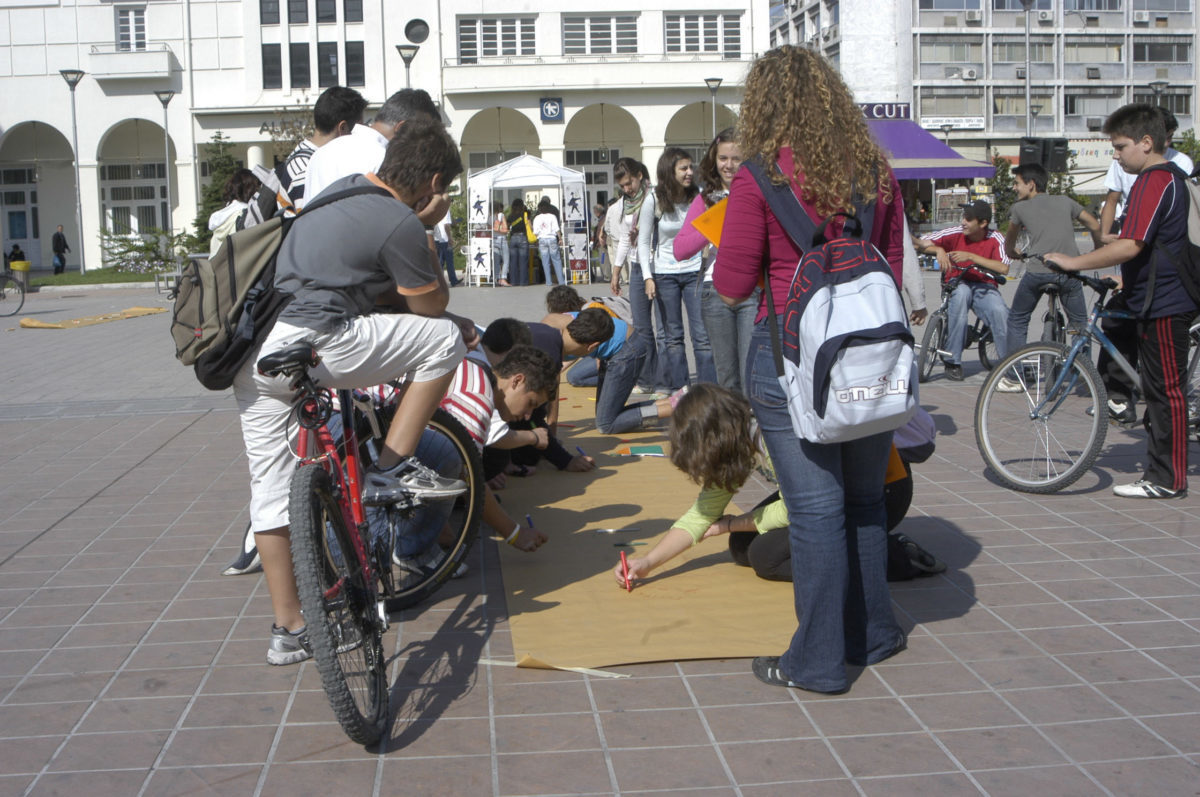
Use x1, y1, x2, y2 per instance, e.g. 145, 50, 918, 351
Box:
620, 550, 632, 592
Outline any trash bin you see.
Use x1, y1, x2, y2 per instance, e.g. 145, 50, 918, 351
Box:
8, 260, 30, 289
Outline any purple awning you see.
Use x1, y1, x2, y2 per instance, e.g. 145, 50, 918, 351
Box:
867, 119, 995, 180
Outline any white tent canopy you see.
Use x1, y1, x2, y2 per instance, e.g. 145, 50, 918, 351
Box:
465, 154, 591, 285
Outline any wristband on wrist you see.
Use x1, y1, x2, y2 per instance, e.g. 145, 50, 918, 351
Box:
505, 524, 521, 546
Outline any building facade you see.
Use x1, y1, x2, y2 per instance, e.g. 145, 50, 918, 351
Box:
771, 0, 1198, 171
0, 0, 769, 271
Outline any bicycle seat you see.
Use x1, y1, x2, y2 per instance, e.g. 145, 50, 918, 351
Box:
257, 341, 320, 378
1035, 282, 1062, 296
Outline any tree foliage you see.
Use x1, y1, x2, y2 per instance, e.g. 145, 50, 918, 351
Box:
100, 228, 192, 273
191, 131, 239, 249
1173, 129, 1200, 170
1047, 154, 1091, 211
988, 154, 1017, 229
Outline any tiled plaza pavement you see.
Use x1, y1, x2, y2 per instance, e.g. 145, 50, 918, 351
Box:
2, 279, 1199, 796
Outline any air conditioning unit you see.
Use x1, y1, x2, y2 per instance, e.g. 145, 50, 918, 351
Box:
1086, 117, 1104, 131
822, 24, 838, 41
962, 68, 978, 80
1133, 10, 1150, 22
1086, 66, 1101, 79
1037, 9, 1053, 22
965, 9, 982, 23
1017, 67, 1026, 79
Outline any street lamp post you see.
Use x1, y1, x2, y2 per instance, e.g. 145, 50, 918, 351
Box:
154, 90, 175, 234
60, 68, 86, 273
1031, 103, 1043, 135
941, 122, 953, 145
1149, 79, 1170, 107
1019, 0, 1036, 138
396, 45, 419, 89
704, 77, 722, 141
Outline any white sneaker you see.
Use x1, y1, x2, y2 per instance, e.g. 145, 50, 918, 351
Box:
393, 544, 469, 579
364, 456, 466, 505
996, 377, 1023, 393
1113, 479, 1186, 499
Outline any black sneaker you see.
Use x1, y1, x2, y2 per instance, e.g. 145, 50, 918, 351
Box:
751, 656, 848, 694
944, 363, 964, 381
222, 524, 262, 576
895, 533, 947, 575
1107, 399, 1137, 426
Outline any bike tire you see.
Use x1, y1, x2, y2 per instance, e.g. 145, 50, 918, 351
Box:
1188, 321, 1200, 442
289, 463, 389, 746
978, 326, 999, 371
918, 314, 946, 383
1041, 307, 1067, 346
379, 408, 484, 613
0, 275, 25, 317
975, 342, 1107, 493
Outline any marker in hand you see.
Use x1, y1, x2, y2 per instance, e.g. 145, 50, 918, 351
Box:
525, 514, 534, 530
576, 446, 588, 457
620, 550, 632, 592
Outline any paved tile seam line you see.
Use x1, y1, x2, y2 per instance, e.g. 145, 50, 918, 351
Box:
0, 409, 216, 569
135, 585, 267, 797
580, 670, 624, 796
675, 662, 751, 797
901, 594, 1175, 792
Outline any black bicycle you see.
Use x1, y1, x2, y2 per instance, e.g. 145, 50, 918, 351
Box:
917, 264, 1003, 382
0, 260, 25, 317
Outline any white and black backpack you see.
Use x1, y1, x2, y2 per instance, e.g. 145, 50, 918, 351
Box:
745, 161, 916, 444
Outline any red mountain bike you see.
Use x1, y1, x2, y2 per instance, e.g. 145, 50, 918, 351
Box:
258, 342, 483, 745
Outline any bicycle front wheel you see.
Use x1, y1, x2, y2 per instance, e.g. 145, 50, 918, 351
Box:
975, 343, 1107, 493
289, 464, 388, 746
918, 314, 946, 383
0, 275, 25, 317
377, 408, 484, 613
978, 325, 999, 371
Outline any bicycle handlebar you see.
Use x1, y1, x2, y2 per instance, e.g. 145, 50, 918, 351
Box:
944, 262, 1006, 287
1043, 259, 1119, 295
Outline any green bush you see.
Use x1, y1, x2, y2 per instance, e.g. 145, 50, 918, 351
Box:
99, 228, 192, 273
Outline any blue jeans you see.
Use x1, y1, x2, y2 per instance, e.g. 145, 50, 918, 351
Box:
595, 335, 654, 434
508, 238, 529, 285
492, 234, 510, 283
1005, 271, 1087, 350
628, 260, 664, 391
947, 282, 1009, 364
747, 325, 904, 692
537, 237, 566, 285
436, 240, 458, 285
702, 281, 758, 394
567, 356, 599, 387
655, 270, 715, 388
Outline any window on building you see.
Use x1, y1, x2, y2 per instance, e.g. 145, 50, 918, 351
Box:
262, 44, 283, 89
261, 0, 280, 25
992, 40, 1053, 61
317, 42, 338, 86
288, 0, 307, 24
993, 90, 1055, 116
919, 36, 982, 62
918, 0, 981, 8
563, 15, 638, 55
919, 88, 984, 116
100, 162, 165, 235
1065, 0, 1122, 9
825, 1, 840, 24
1064, 39, 1123, 61
115, 7, 146, 52
290, 42, 310, 88
457, 17, 536, 64
992, 0, 1050, 8
1132, 38, 1191, 61
664, 12, 742, 59
345, 41, 364, 86
1064, 89, 1124, 115
1133, 0, 1189, 9
316, 0, 335, 22
1133, 93, 1191, 114
468, 150, 523, 173
344, 0, 362, 23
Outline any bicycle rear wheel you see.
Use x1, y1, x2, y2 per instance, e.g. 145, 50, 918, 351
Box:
289, 463, 388, 745
0, 275, 25, 317
978, 324, 999, 371
918, 314, 946, 383
376, 408, 484, 613
1187, 321, 1200, 441
975, 343, 1107, 493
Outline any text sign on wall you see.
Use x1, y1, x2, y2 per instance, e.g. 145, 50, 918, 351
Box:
859, 103, 911, 120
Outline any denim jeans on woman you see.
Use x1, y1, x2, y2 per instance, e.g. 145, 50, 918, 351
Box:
492, 234, 510, 283
702, 282, 759, 394
508, 237, 529, 286
747, 324, 905, 692
655, 270, 716, 388
628, 260, 664, 391
537, 237, 566, 285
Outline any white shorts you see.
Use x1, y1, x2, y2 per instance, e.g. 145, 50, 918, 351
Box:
234, 314, 465, 532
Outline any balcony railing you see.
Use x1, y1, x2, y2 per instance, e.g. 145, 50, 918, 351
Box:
88, 42, 176, 80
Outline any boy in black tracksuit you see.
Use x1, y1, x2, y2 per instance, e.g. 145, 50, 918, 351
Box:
1048, 103, 1198, 498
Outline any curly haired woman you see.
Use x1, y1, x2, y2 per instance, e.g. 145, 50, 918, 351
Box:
712, 46, 908, 694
